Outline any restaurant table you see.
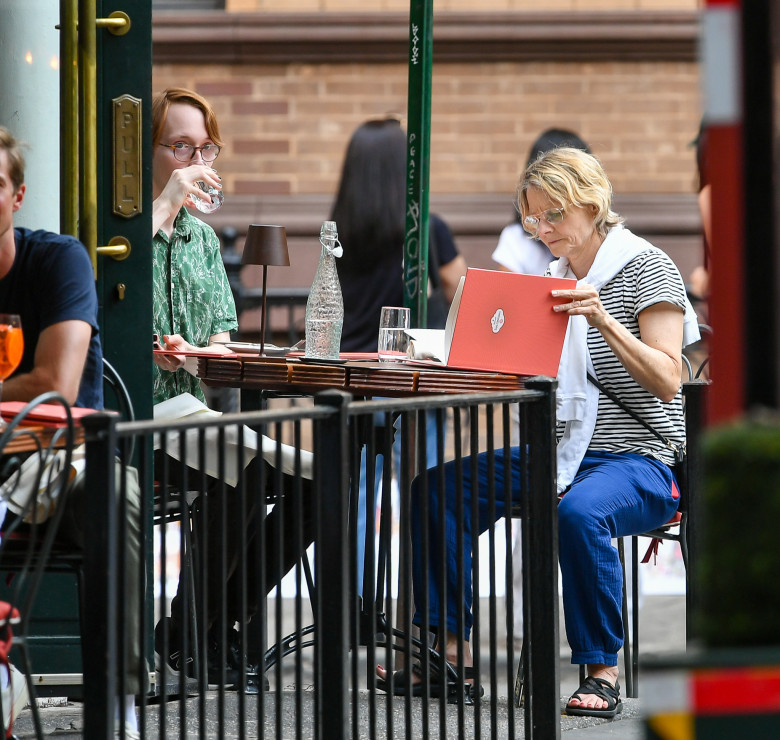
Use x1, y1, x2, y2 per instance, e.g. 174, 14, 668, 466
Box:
194, 351, 560, 737
0, 398, 92, 543
0, 425, 82, 456
196, 352, 526, 397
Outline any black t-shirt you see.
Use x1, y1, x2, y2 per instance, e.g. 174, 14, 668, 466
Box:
338, 214, 459, 352
0, 228, 103, 409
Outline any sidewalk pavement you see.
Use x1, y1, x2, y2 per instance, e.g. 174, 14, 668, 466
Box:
11, 593, 683, 738
11, 693, 645, 738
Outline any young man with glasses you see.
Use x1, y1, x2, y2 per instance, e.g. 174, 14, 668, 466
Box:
151, 86, 231, 403
150, 88, 315, 691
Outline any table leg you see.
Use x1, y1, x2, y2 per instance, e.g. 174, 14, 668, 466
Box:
392, 414, 418, 671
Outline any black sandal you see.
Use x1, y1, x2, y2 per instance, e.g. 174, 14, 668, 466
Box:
565, 676, 622, 718
376, 666, 428, 697
444, 665, 484, 702
376, 661, 484, 701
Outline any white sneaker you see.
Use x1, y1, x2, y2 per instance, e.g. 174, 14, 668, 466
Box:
2, 663, 29, 732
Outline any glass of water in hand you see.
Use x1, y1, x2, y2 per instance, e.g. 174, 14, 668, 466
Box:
377, 306, 410, 362
191, 167, 224, 214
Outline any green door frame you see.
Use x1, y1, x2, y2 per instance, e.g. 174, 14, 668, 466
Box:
94, 0, 153, 422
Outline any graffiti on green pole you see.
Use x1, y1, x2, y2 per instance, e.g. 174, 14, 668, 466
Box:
404, 131, 423, 321
404, 2, 432, 328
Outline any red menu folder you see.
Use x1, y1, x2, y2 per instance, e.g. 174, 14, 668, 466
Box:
0, 402, 104, 426
444, 268, 576, 377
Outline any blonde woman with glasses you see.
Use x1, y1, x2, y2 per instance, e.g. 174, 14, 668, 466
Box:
378, 148, 700, 717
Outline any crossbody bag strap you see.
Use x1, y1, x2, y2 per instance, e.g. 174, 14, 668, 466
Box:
586, 372, 679, 452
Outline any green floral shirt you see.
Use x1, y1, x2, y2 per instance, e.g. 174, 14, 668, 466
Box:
152, 208, 238, 404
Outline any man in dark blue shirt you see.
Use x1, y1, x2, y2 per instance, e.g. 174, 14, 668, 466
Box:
0, 126, 141, 737
1, 227, 103, 409
0, 131, 101, 409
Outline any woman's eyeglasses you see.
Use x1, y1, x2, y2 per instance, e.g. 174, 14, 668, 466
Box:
159, 142, 221, 163
523, 207, 565, 236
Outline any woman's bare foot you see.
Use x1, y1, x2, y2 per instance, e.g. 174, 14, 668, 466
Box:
567, 664, 619, 711
376, 663, 418, 685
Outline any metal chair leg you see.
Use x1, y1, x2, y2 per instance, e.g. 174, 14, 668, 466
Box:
618, 537, 635, 698
514, 640, 525, 707
631, 535, 640, 697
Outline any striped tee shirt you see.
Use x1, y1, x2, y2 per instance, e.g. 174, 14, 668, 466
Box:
557, 247, 688, 467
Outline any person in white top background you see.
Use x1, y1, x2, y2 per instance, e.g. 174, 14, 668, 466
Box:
492, 128, 592, 653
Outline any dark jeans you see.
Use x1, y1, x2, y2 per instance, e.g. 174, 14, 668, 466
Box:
154, 452, 315, 634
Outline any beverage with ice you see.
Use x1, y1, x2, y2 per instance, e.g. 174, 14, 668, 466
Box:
190, 168, 223, 214
377, 306, 410, 362
191, 181, 223, 214
378, 327, 409, 361
0, 320, 23, 381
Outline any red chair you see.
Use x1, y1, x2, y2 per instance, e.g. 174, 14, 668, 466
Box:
0, 392, 76, 736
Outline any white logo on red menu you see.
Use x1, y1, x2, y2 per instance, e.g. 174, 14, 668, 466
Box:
491, 308, 505, 334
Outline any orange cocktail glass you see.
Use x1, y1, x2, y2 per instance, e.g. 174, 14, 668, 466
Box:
0, 314, 23, 431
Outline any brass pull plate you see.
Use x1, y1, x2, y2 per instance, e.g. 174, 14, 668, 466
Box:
113, 95, 142, 218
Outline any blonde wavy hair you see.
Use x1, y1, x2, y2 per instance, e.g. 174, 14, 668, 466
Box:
516, 147, 622, 238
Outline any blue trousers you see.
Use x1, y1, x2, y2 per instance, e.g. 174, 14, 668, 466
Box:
356, 410, 444, 596
410, 448, 679, 666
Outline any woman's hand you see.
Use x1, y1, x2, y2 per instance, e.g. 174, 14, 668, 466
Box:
552, 285, 608, 327
552, 286, 684, 402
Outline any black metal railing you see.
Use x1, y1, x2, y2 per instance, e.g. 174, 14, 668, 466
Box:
80, 380, 558, 739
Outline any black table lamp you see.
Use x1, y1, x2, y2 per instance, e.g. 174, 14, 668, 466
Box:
241, 224, 290, 356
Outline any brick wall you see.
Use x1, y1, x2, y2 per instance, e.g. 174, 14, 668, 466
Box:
228, 1, 701, 11
153, 59, 701, 199
152, 8, 705, 334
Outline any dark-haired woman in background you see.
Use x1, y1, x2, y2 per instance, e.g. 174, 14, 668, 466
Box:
331, 117, 467, 593
333, 118, 466, 351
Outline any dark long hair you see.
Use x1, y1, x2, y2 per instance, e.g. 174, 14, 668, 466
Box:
330, 118, 407, 274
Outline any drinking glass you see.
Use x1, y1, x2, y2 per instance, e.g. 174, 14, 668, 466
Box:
191, 167, 224, 214
0, 314, 23, 431
377, 306, 410, 362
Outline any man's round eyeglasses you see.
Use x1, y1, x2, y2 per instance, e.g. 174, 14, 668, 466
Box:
523, 207, 565, 236
160, 142, 221, 163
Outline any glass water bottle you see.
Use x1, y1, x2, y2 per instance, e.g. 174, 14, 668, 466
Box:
304, 221, 344, 359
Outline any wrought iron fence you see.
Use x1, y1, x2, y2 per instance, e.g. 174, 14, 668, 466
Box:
79, 379, 557, 739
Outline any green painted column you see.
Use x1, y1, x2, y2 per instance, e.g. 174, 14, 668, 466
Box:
403, 0, 434, 328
